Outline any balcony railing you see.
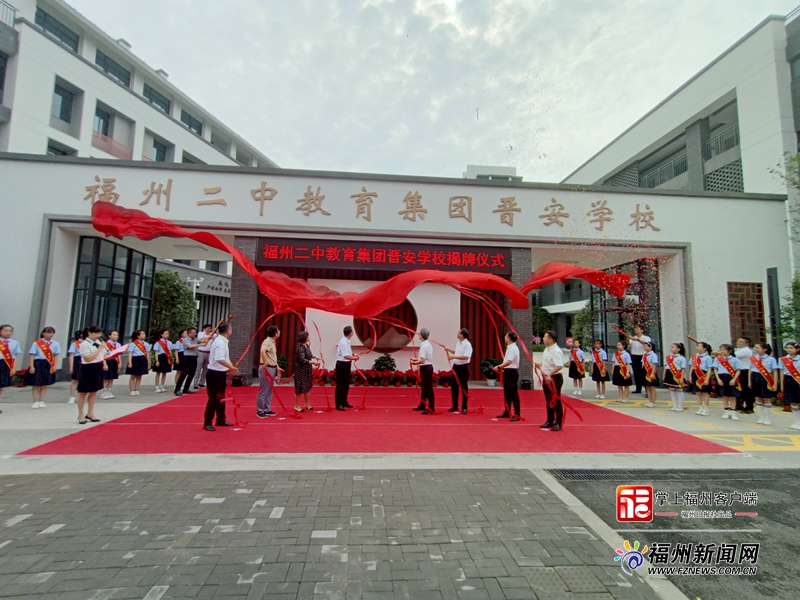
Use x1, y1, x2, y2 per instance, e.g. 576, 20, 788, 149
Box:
639, 154, 688, 188
91, 131, 133, 160
704, 124, 740, 160
0, 0, 16, 28
562, 286, 591, 303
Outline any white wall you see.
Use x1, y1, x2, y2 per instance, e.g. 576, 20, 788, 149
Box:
307, 280, 460, 372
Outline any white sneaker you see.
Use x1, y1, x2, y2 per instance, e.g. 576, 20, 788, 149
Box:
577, 390, 582, 396
703, 407, 711, 416
595, 394, 601, 399
67, 397, 76, 404
730, 412, 739, 421
763, 417, 772, 426
722, 411, 730, 419
647, 402, 656, 408
131, 391, 137, 396
790, 422, 800, 430
598, 395, 605, 399
39, 401, 46, 408
31, 402, 39, 409
756, 416, 764, 424
106, 392, 114, 399
695, 408, 704, 415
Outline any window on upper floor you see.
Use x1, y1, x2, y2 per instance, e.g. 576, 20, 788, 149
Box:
153, 139, 167, 162
792, 58, 800, 80
0, 52, 7, 103
93, 107, 111, 137
143, 83, 171, 114
180, 110, 203, 136
35, 8, 79, 52
95, 50, 131, 88
47, 139, 77, 156
204, 261, 221, 273
51, 84, 74, 122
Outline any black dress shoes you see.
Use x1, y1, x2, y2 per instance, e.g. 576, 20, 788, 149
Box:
216, 422, 234, 427
461, 408, 468, 415
447, 407, 458, 413
510, 416, 520, 422
344, 403, 355, 409
412, 406, 425, 411
551, 424, 562, 432
540, 421, 553, 429
336, 406, 346, 411
421, 410, 432, 415
497, 411, 510, 419
204, 425, 216, 431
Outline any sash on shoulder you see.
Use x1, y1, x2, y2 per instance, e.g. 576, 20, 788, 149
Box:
157, 339, 174, 365
666, 354, 685, 387
106, 341, 121, 364
691, 355, 710, 386
615, 351, 629, 379
132, 340, 148, 356
592, 350, 606, 377
570, 349, 585, 375
749, 356, 776, 391
780, 356, 800, 385
36, 339, 56, 368
644, 355, 657, 382
0, 340, 15, 371
716, 355, 742, 391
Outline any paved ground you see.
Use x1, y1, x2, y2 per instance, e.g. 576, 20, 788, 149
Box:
0, 469, 665, 600
558, 469, 800, 600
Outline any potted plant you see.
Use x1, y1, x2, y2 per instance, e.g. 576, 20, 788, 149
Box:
405, 369, 417, 387
481, 358, 502, 387
277, 354, 289, 384
12, 369, 28, 388
437, 370, 451, 387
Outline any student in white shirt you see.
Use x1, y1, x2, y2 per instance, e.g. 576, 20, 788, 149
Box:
626, 325, 651, 394
410, 328, 435, 414
534, 330, 565, 431
735, 336, 755, 414
192, 323, 214, 390
446, 328, 473, 414
335, 326, 359, 410
493, 332, 521, 422
76, 325, 108, 425
203, 322, 239, 431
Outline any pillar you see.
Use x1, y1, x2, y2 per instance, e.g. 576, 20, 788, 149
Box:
229, 237, 259, 385
509, 247, 533, 378
685, 117, 710, 191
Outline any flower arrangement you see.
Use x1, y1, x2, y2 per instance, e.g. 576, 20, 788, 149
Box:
404, 369, 418, 387
436, 370, 451, 387
12, 369, 29, 387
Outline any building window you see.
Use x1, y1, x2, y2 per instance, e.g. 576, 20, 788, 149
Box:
143, 83, 171, 114
93, 108, 111, 137
180, 110, 203, 136
95, 50, 131, 87
204, 261, 221, 273
0, 52, 7, 103
153, 139, 167, 162
47, 145, 68, 156
51, 85, 74, 122
34, 8, 79, 52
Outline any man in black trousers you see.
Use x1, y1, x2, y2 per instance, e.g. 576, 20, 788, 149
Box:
203, 323, 238, 431
335, 326, 359, 410
446, 328, 473, 414
411, 328, 435, 414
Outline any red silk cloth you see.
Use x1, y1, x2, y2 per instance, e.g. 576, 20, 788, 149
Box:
91, 202, 630, 315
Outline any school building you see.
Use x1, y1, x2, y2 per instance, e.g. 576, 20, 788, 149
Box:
0, 153, 791, 381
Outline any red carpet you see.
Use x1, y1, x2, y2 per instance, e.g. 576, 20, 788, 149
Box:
20, 387, 734, 455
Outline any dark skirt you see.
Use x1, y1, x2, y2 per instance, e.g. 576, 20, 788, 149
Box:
784, 375, 800, 404
643, 370, 659, 387
0, 361, 11, 388
71, 356, 82, 380
664, 370, 685, 388
612, 365, 632, 386
126, 355, 149, 376
568, 362, 586, 379
591, 362, 609, 382
751, 372, 777, 399
77, 361, 104, 394
717, 373, 741, 398
26, 358, 56, 386
103, 359, 120, 380
294, 365, 313, 395
152, 356, 173, 373
688, 370, 712, 393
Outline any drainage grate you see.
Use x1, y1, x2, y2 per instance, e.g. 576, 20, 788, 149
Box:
546, 469, 800, 482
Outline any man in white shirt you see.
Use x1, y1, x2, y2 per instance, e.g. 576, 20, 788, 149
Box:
535, 330, 565, 431
192, 323, 214, 390
203, 322, 239, 431
335, 326, 359, 410
626, 326, 651, 394
493, 332, 521, 422
735, 336, 754, 413
446, 328, 473, 414
411, 328, 435, 414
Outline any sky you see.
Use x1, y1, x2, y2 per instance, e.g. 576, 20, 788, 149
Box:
68, 0, 800, 182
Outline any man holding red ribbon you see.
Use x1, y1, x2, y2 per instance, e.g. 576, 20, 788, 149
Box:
445, 328, 472, 414
410, 328, 435, 414
335, 326, 359, 411
494, 332, 522, 422
536, 330, 565, 431
203, 322, 238, 431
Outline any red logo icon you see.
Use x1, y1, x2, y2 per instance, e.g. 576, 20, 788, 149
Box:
616, 486, 653, 522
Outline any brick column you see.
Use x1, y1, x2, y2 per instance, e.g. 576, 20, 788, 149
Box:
685, 118, 710, 191
509, 247, 533, 378
229, 237, 259, 385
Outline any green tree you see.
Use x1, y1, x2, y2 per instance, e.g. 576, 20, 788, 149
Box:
572, 306, 594, 347
770, 153, 800, 240
772, 274, 800, 342
532, 306, 554, 336
150, 270, 197, 342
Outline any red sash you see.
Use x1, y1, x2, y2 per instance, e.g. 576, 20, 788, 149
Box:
157, 340, 173, 365
36, 339, 56, 368
716, 355, 741, 391
592, 350, 607, 377
132, 340, 148, 356
749, 356, 776, 391
570, 349, 585, 375
644, 355, 657, 382
666, 354, 685, 387
0, 340, 15, 371
781, 356, 800, 385
691, 355, 710, 386
615, 351, 629, 379
106, 341, 120, 364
